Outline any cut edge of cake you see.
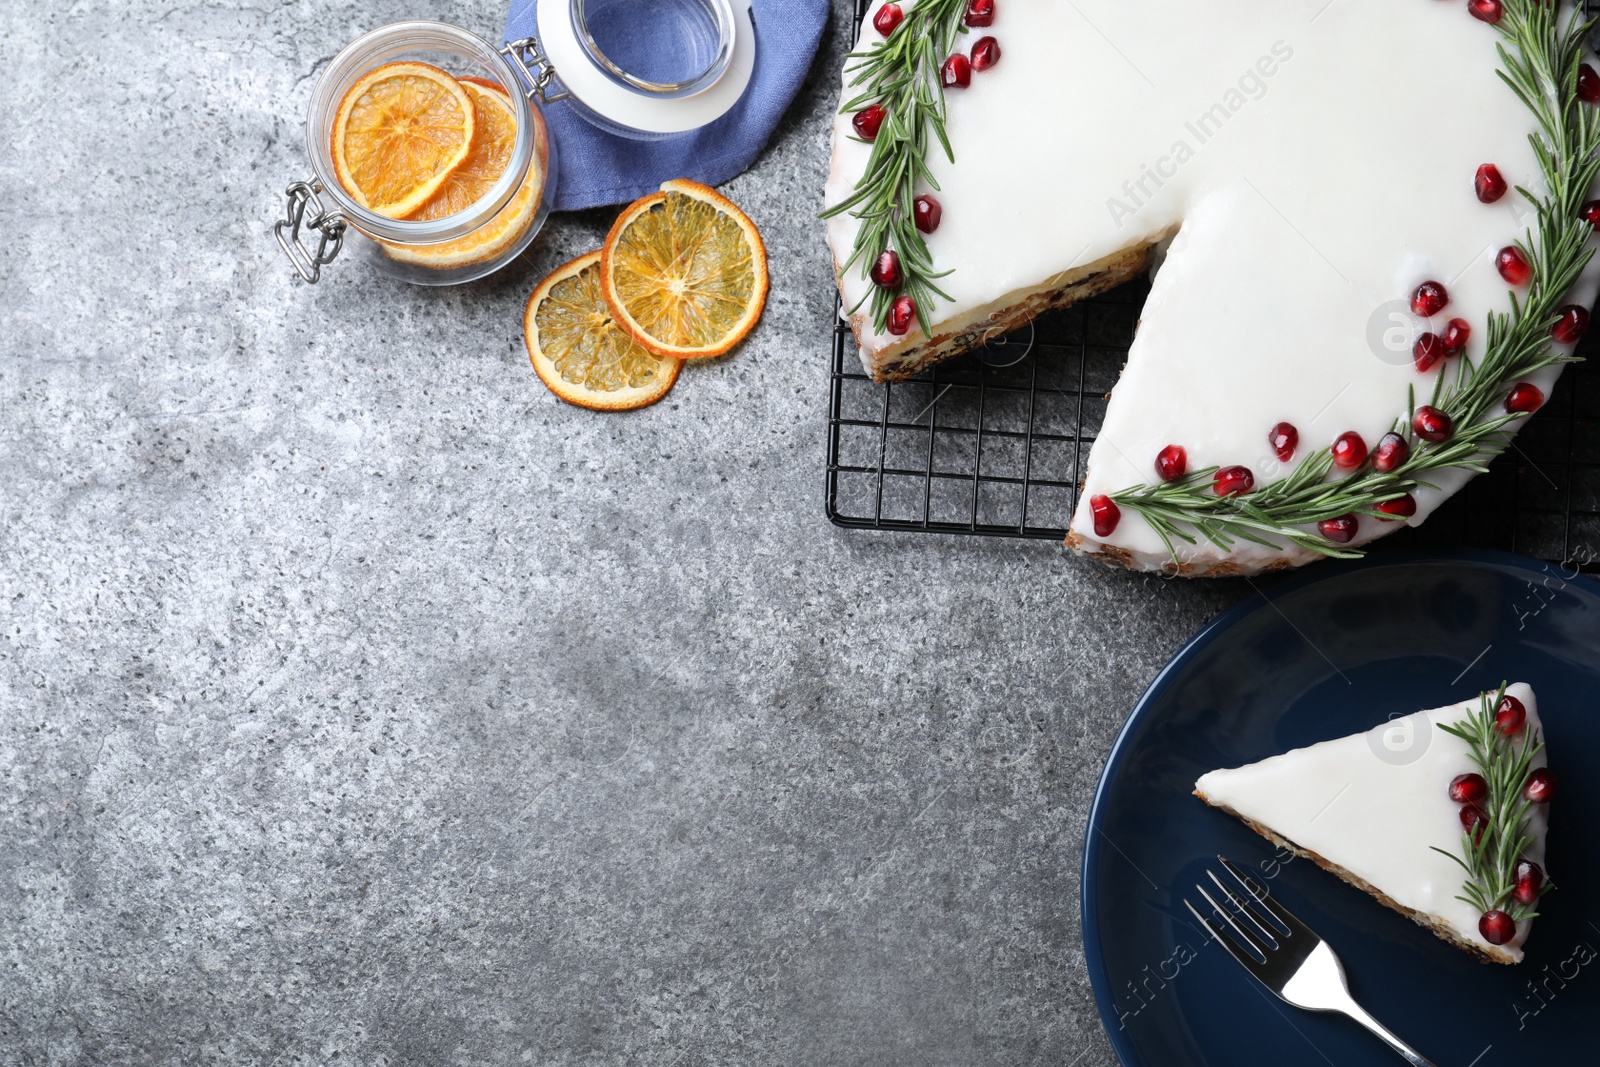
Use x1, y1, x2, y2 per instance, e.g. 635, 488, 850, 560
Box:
1192, 792, 1518, 965
837, 241, 1154, 383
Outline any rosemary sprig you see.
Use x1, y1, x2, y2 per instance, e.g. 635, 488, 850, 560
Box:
1111, 0, 1598, 565
1430, 685, 1549, 921
820, 0, 969, 337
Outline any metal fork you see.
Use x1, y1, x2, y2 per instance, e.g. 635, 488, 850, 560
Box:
1183, 857, 1439, 1067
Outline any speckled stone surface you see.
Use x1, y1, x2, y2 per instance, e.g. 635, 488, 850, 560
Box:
0, 2, 1248, 1064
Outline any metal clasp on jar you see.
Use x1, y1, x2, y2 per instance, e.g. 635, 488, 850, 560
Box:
275, 180, 347, 283
500, 37, 573, 104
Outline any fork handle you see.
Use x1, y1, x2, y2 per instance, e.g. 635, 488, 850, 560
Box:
1340, 1002, 1438, 1067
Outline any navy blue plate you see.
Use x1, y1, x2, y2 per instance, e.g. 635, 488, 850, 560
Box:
1082, 550, 1600, 1066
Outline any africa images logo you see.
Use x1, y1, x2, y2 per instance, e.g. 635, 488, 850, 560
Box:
1366, 709, 1434, 767
1107, 41, 1296, 229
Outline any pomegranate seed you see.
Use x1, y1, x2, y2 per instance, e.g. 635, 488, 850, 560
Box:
1414, 332, 1449, 373
870, 252, 903, 290
1524, 767, 1557, 804
1552, 304, 1590, 344
870, 250, 903, 289
1581, 199, 1600, 230
1480, 910, 1517, 946
941, 53, 972, 89
1318, 515, 1359, 544
1155, 445, 1188, 483
886, 295, 916, 336
1495, 693, 1527, 737
1460, 804, 1490, 844
852, 104, 887, 141
964, 0, 995, 27
873, 2, 904, 37
1513, 860, 1546, 907
1371, 432, 1411, 473
1268, 422, 1299, 463
913, 194, 942, 234
1375, 494, 1418, 522
1090, 494, 1120, 538
1411, 281, 1449, 318
1581, 63, 1600, 104
1497, 246, 1532, 285
1504, 383, 1545, 414
1450, 773, 1489, 805
1213, 466, 1254, 498
1468, 0, 1503, 25
1443, 318, 1472, 355
970, 36, 1002, 72
1475, 164, 1508, 203
1413, 406, 1454, 443
1331, 431, 1368, 470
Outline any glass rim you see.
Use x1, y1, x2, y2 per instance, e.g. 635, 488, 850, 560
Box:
304, 20, 536, 244
570, 0, 736, 99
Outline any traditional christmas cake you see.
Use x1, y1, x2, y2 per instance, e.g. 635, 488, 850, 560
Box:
824, 0, 1600, 574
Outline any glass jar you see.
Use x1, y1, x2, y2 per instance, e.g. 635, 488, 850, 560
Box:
276, 21, 556, 286
275, 2, 755, 285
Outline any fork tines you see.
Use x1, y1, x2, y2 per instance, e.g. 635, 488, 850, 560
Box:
1184, 856, 1299, 964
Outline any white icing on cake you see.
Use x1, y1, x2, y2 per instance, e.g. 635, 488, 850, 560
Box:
1194, 684, 1549, 963
824, 1, 1600, 572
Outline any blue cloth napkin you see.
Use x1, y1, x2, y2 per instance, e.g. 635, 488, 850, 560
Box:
504, 0, 829, 211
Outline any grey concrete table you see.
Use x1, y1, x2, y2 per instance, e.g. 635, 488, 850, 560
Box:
1, 2, 1246, 1063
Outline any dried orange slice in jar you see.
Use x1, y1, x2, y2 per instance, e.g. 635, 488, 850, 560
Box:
332, 62, 475, 218
600, 180, 769, 360
382, 80, 547, 270
455, 79, 550, 165
408, 80, 521, 221
525, 252, 681, 412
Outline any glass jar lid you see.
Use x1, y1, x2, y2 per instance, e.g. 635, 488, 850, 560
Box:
532, 0, 756, 137
571, 0, 735, 97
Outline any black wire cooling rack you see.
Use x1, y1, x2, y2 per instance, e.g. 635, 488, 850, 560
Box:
824, 3, 1600, 574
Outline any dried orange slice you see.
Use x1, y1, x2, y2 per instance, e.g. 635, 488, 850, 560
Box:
458, 76, 554, 163
381, 175, 541, 270
600, 179, 769, 360
382, 82, 547, 270
332, 62, 475, 218
525, 252, 681, 412
408, 81, 520, 222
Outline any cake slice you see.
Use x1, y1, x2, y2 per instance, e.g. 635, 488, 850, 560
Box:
1195, 684, 1553, 964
